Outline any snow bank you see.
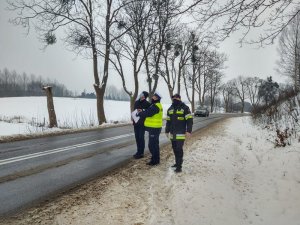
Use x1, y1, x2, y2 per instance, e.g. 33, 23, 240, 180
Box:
254, 93, 300, 146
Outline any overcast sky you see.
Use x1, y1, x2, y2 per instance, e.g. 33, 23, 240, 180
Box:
0, 1, 287, 101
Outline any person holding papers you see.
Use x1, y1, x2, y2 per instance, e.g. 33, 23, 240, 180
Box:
132, 91, 151, 159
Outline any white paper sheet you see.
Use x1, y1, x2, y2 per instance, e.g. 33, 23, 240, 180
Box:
131, 109, 140, 123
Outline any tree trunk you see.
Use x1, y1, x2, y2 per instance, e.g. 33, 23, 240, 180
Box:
241, 100, 245, 113
129, 96, 135, 114
92, 52, 107, 124
225, 101, 229, 113
201, 61, 206, 104
42, 86, 57, 128
94, 86, 106, 124
133, 52, 139, 112
191, 64, 196, 112
143, 46, 152, 94
90, 5, 107, 125
210, 81, 214, 113
149, 35, 164, 96
223, 94, 229, 113
151, 61, 160, 96
297, 58, 300, 91
167, 84, 174, 100
198, 68, 202, 106
177, 64, 182, 95
210, 95, 214, 113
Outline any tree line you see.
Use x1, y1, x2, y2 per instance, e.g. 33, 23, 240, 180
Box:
0, 67, 130, 102
7, 0, 300, 125
80, 85, 130, 101
221, 76, 282, 113
0, 68, 73, 97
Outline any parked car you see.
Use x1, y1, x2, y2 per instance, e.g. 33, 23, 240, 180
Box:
194, 106, 209, 117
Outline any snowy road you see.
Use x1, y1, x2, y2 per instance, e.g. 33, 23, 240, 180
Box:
2, 116, 299, 225
0, 114, 236, 216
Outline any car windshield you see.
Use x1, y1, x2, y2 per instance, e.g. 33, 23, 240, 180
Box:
196, 107, 206, 110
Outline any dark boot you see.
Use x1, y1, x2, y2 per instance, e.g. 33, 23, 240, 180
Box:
147, 161, 159, 166
133, 154, 144, 159
175, 167, 182, 173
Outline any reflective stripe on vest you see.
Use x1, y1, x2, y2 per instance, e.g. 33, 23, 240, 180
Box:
170, 133, 186, 140
144, 103, 163, 128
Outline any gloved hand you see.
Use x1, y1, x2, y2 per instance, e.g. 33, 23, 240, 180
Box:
185, 132, 191, 138
136, 109, 142, 116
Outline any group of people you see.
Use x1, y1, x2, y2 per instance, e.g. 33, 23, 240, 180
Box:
132, 91, 193, 173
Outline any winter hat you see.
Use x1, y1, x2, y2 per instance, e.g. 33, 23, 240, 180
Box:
153, 92, 162, 100
172, 93, 181, 99
142, 91, 149, 99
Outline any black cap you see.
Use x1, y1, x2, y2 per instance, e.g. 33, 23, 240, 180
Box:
172, 93, 181, 99
142, 91, 149, 99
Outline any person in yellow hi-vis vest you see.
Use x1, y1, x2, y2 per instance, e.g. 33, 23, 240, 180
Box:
137, 92, 163, 166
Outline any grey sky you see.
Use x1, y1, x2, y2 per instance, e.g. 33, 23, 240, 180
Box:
220, 31, 284, 83
0, 1, 286, 101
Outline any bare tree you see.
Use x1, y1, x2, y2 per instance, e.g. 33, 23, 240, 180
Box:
244, 76, 262, 112
206, 51, 227, 112
193, 0, 300, 45
221, 80, 234, 113
184, 48, 226, 112
195, 47, 216, 106
144, 0, 184, 97
163, 29, 216, 103
207, 70, 223, 113
187, 32, 202, 112
8, 0, 128, 124
183, 34, 210, 111
110, 0, 153, 112
160, 27, 197, 100
277, 13, 300, 90
232, 76, 248, 113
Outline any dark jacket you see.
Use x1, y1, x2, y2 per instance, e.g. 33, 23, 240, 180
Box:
133, 99, 151, 126
138, 101, 160, 119
165, 102, 193, 140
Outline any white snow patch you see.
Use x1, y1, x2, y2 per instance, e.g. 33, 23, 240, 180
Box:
0, 96, 171, 137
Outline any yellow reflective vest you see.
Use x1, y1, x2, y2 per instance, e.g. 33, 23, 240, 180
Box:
144, 103, 163, 128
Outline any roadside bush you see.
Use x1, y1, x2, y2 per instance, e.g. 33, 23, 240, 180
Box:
253, 90, 300, 147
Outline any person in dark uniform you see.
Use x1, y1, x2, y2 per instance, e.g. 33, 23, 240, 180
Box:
165, 94, 193, 172
132, 91, 151, 159
138, 92, 163, 166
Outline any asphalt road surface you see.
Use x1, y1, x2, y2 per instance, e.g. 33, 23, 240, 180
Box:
0, 113, 239, 216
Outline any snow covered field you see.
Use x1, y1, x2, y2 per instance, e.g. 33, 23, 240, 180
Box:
2, 116, 300, 225
0, 97, 171, 137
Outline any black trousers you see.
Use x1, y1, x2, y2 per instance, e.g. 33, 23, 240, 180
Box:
147, 127, 162, 164
134, 125, 146, 155
171, 140, 185, 168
